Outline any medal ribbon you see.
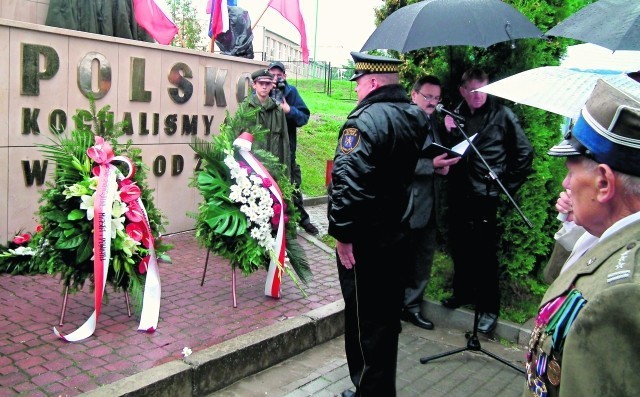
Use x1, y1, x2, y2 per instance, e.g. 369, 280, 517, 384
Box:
550, 290, 586, 353
535, 295, 567, 327
233, 133, 286, 298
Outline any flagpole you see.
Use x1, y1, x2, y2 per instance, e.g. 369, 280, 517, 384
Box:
251, 2, 271, 31
313, 0, 318, 61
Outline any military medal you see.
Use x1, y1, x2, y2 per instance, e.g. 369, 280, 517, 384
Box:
533, 376, 547, 397
547, 359, 561, 386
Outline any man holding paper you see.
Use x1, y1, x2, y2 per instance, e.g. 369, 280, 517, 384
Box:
400, 76, 460, 330
441, 68, 533, 334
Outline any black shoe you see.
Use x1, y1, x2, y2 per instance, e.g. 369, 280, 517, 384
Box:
477, 313, 498, 334
441, 296, 470, 310
300, 221, 319, 235
401, 311, 434, 330
341, 390, 356, 397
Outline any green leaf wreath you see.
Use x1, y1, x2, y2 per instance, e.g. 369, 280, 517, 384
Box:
0, 99, 172, 313
189, 102, 312, 292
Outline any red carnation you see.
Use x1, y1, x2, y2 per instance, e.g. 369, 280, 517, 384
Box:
271, 215, 280, 226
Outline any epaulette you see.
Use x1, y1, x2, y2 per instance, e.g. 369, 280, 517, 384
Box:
605, 238, 639, 286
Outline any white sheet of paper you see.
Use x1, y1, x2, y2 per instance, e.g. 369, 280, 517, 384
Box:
451, 133, 477, 155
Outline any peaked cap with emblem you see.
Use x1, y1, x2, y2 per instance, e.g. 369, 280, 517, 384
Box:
548, 79, 640, 177
349, 51, 402, 81
251, 68, 274, 82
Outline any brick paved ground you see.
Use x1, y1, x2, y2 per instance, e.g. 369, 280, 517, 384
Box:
0, 229, 339, 397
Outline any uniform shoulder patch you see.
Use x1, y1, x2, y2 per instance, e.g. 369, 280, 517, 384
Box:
340, 128, 361, 154
606, 240, 638, 285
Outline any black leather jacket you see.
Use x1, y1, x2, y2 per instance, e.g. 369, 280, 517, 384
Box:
448, 98, 533, 197
328, 84, 428, 245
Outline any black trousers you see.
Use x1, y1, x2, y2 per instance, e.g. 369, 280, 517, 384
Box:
337, 238, 409, 397
449, 195, 500, 314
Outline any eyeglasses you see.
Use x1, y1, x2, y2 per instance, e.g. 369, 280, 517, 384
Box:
417, 92, 441, 102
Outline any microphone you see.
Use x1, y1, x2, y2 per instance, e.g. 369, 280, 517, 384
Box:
435, 104, 465, 121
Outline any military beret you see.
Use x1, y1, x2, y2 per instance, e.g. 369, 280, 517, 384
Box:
251, 69, 274, 82
349, 51, 402, 81
549, 79, 640, 177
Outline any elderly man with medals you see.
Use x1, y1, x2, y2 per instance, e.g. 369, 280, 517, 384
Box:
524, 79, 640, 397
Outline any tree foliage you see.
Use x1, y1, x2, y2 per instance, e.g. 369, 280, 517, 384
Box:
375, 0, 592, 314
166, 0, 204, 50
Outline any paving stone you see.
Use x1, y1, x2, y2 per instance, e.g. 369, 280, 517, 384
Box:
1, 201, 532, 396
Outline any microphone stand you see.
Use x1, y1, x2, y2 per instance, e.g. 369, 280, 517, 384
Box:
419, 114, 527, 375
444, 115, 533, 228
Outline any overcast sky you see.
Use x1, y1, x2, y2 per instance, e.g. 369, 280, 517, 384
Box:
188, 0, 383, 66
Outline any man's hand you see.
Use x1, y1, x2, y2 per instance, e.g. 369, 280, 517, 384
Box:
444, 115, 457, 132
433, 152, 461, 175
336, 241, 356, 269
556, 190, 574, 222
280, 98, 291, 114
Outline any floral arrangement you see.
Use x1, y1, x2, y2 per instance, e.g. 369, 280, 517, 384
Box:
1, 100, 171, 335
189, 102, 311, 296
0, 229, 43, 274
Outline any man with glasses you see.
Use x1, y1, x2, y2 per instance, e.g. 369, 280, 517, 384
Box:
401, 76, 460, 330
441, 68, 533, 334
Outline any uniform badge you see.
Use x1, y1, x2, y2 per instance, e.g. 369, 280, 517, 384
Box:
340, 128, 360, 154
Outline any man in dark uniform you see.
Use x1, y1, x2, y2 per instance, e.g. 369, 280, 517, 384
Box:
523, 80, 640, 397
328, 52, 429, 397
401, 76, 460, 330
267, 61, 319, 235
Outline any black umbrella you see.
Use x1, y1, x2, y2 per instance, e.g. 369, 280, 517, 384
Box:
361, 0, 543, 52
546, 0, 640, 51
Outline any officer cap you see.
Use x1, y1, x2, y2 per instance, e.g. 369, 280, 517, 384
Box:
548, 79, 640, 177
349, 51, 402, 81
251, 69, 274, 83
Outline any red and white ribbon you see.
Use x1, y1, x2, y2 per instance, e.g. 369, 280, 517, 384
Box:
233, 132, 286, 298
53, 137, 161, 341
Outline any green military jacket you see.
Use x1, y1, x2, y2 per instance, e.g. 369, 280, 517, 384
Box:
244, 95, 290, 178
524, 219, 640, 397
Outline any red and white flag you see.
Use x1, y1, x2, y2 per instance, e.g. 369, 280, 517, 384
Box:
268, 0, 310, 63
133, 0, 178, 45
208, 0, 230, 39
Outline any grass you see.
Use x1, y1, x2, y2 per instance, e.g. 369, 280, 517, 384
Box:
295, 80, 357, 196
294, 79, 536, 324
